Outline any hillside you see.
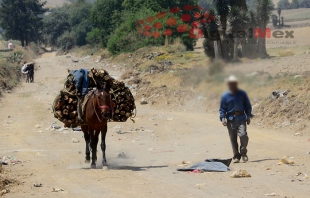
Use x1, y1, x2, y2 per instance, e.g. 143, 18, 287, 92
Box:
72, 24, 310, 133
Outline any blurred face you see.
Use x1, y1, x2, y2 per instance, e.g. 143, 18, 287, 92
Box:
228, 82, 238, 93
97, 90, 111, 119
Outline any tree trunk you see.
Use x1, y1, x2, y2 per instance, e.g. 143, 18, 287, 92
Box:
26, 37, 29, 47
258, 37, 268, 58
233, 38, 238, 60
219, 14, 229, 60
214, 41, 219, 60
21, 39, 25, 47
234, 0, 248, 58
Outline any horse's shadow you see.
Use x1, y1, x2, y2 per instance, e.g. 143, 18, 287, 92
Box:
82, 165, 168, 171
109, 165, 168, 171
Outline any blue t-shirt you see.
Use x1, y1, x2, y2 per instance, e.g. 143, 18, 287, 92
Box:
219, 90, 252, 122
71, 69, 89, 95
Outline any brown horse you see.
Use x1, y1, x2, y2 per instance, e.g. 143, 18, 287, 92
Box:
81, 88, 112, 169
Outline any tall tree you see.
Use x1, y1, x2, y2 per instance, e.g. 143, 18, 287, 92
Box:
277, 0, 291, 9
257, 0, 273, 57
0, 0, 47, 46
291, 0, 300, 8
89, 0, 123, 47
122, 0, 198, 11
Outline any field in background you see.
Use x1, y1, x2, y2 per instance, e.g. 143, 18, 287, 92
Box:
272, 8, 310, 22
45, 0, 67, 7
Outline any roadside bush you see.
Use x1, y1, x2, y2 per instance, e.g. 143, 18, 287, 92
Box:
107, 9, 164, 54
0, 61, 20, 91
299, 0, 310, 7
86, 28, 103, 47
107, 7, 198, 55
57, 31, 76, 51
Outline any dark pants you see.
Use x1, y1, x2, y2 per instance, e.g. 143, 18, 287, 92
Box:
29, 72, 34, 83
227, 120, 249, 159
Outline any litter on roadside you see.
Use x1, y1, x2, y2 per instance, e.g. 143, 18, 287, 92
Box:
264, 192, 276, 196
278, 156, 294, 165
1, 156, 22, 165
230, 169, 251, 178
51, 126, 61, 130
182, 160, 191, 165
72, 138, 80, 143
196, 183, 206, 188
0, 189, 10, 196
35, 152, 46, 157
178, 158, 231, 173
72, 127, 82, 131
52, 188, 64, 192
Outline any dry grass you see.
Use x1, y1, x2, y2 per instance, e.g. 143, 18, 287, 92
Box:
0, 61, 20, 91
267, 45, 310, 57
278, 50, 295, 57
272, 8, 310, 22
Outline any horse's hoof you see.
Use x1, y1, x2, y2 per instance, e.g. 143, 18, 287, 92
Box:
102, 165, 109, 170
85, 160, 91, 164
90, 164, 96, 169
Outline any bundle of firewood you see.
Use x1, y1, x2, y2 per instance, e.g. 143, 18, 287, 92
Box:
53, 93, 79, 125
53, 68, 136, 126
90, 68, 136, 122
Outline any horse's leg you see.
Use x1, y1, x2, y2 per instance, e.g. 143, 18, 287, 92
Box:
81, 125, 90, 163
90, 129, 99, 169
101, 126, 108, 168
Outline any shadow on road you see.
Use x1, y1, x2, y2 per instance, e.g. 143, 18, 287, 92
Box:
250, 158, 279, 163
109, 165, 169, 171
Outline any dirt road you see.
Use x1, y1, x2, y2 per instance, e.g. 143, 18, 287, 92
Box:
0, 53, 309, 198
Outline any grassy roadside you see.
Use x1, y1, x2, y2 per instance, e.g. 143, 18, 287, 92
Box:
0, 41, 39, 95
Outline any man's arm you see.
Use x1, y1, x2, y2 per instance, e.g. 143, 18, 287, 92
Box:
219, 94, 227, 125
244, 92, 252, 123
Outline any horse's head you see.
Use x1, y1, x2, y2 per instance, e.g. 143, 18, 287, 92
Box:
94, 89, 113, 119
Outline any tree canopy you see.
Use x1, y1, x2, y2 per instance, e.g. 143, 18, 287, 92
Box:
0, 0, 47, 46
42, 0, 93, 50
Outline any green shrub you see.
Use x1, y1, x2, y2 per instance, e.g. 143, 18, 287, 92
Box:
300, 0, 310, 7
57, 31, 76, 51
86, 28, 103, 47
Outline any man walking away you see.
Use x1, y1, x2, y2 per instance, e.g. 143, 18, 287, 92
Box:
219, 75, 252, 163
27, 63, 35, 83
21, 62, 29, 83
